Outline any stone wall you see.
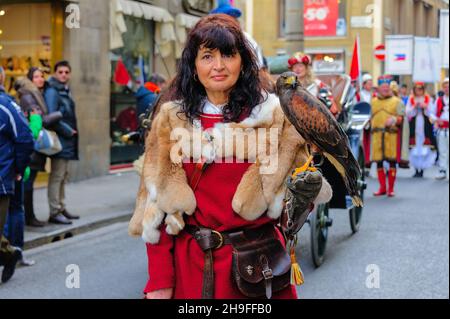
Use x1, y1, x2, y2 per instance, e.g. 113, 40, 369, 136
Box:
63, 0, 111, 181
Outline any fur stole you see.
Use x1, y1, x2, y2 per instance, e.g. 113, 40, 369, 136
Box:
129, 93, 332, 244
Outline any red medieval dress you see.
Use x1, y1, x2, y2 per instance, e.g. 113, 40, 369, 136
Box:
144, 112, 298, 299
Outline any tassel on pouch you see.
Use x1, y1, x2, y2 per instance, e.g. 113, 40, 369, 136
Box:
289, 238, 304, 286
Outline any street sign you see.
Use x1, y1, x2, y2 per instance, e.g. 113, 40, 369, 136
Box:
374, 44, 385, 61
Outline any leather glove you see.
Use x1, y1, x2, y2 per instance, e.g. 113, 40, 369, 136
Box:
281, 170, 323, 240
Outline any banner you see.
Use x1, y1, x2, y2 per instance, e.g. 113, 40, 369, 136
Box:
440, 10, 449, 69
385, 35, 414, 75
304, 0, 339, 37
413, 37, 442, 83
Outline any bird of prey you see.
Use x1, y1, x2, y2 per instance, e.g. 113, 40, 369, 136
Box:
275, 72, 363, 207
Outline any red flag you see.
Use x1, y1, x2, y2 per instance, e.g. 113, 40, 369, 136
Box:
114, 58, 131, 87
350, 35, 361, 88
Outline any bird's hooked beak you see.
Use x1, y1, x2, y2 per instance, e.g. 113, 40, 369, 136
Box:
285, 76, 298, 89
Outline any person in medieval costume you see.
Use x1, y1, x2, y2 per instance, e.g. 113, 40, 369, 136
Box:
128, 14, 333, 300
430, 77, 449, 180
390, 80, 411, 169
406, 82, 437, 178
287, 52, 339, 116
370, 76, 408, 197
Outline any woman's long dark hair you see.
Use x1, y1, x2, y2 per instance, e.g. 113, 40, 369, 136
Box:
171, 14, 265, 123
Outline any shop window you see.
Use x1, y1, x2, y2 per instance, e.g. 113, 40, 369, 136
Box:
304, 0, 347, 37
0, 3, 52, 95
110, 16, 155, 165
307, 50, 345, 74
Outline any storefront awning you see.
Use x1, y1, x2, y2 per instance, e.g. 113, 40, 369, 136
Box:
111, 0, 176, 57
176, 13, 200, 29
118, 0, 174, 23
174, 13, 201, 58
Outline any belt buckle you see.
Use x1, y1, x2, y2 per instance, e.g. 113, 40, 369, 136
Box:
211, 230, 224, 249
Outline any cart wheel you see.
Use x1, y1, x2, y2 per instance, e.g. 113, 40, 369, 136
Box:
310, 203, 331, 267
349, 148, 366, 233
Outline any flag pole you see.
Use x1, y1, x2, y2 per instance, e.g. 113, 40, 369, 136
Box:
357, 33, 362, 91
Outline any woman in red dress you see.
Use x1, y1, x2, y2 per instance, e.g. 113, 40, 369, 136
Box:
129, 14, 332, 299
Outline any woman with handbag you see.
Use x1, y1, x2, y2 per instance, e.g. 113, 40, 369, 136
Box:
14, 71, 48, 228
129, 14, 332, 299
15, 68, 64, 228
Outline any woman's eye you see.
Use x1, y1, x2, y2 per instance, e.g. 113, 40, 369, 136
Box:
202, 54, 212, 60
222, 53, 234, 59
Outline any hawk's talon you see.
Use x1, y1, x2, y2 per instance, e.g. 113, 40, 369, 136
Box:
292, 155, 317, 177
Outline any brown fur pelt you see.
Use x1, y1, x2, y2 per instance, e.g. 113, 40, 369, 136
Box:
128, 92, 333, 243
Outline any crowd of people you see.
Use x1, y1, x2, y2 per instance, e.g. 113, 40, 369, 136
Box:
360, 74, 448, 186
284, 51, 449, 199
0, 60, 79, 282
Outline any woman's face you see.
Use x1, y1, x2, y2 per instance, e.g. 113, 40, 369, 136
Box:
195, 47, 242, 96
32, 70, 45, 89
414, 87, 425, 97
292, 63, 307, 78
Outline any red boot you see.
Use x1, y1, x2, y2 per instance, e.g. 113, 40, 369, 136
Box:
388, 168, 397, 197
374, 168, 387, 196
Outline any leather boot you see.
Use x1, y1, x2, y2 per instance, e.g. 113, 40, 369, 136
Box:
388, 168, 397, 197
374, 168, 387, 196
24, 190, 45, 227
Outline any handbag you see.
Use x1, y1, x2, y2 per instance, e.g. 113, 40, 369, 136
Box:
34, 129, 62, 156
229, 224, 292, 299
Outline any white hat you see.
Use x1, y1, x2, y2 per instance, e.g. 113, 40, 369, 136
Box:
443, 77, 449, 84
362, 73, 372, 83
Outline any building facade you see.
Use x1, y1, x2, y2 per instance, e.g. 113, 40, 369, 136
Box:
250, 0, 448, 81
0, 0, 216, 181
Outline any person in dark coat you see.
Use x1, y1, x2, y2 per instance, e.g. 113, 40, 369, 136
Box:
135, 74, 167, 120
43, 61, 79, 225
0, 66, 34, 282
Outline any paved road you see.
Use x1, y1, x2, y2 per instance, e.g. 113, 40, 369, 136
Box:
0, 167, 448, 299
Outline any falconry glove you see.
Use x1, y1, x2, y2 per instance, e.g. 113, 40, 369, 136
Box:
281, 170, 323, 240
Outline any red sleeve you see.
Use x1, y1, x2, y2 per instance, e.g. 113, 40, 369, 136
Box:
143, 225, 175, 294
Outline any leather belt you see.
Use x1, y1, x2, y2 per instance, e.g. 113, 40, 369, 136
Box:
184, 224, 233, 299
371, 127, 398, 133
184, 224, 271, 299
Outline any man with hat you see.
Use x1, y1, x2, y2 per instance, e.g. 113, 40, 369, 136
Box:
370, 75, 408, 197
210, 0, 264, 69
430, 78, 449, 180
406, 82, 437, 178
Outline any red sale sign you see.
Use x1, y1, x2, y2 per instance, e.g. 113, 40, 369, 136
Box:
304, 0, 339, 37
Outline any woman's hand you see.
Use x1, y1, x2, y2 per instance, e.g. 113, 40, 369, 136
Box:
145, 288, 173, 299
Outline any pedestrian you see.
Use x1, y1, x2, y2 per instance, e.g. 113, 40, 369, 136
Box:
135, 73, 167, 120
399, 84, 410, 106
358, 74, 375, 104
14, 72, 48, 227
369, 76, 408, 197
287, 52, 339, 116
43, 61, 79, 224
406, 82, 437, 178
430, 78, 449, 180
0, 66, 34, 282
128, 14, 332, 299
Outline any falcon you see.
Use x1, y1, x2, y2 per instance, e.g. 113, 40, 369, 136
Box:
275, 72, 363, 207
